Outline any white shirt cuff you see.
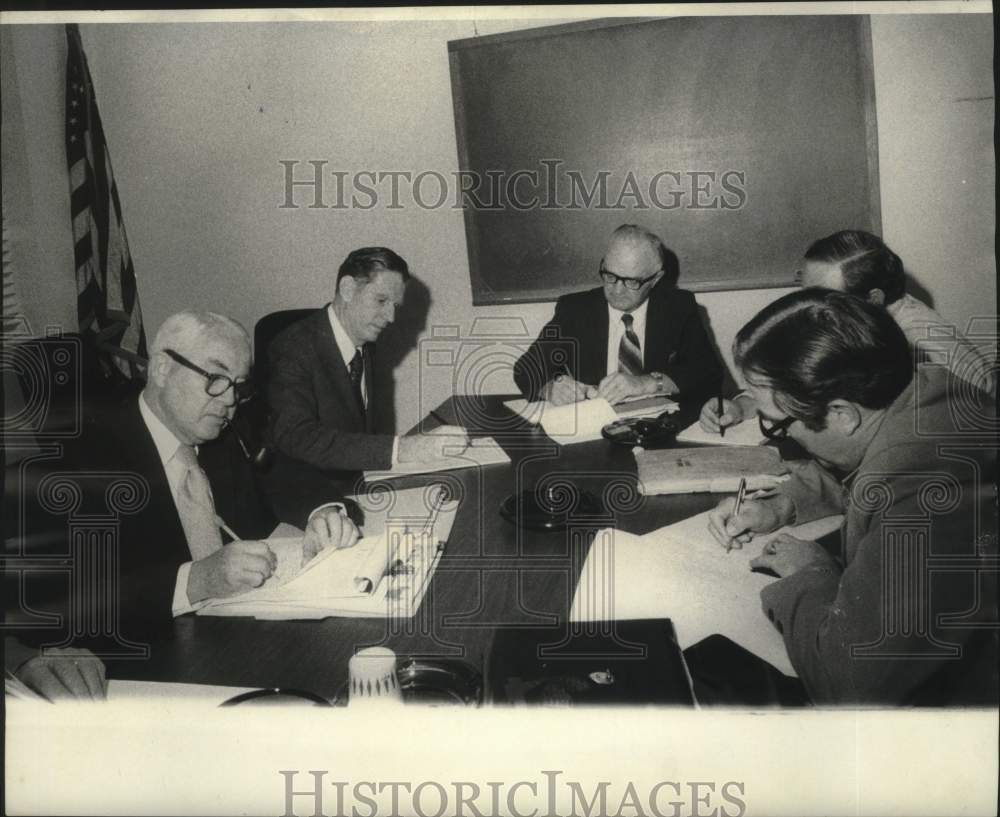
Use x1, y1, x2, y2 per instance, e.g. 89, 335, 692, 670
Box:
306, 502, 347, 526
172, 562, 206, 617
391, 435, 400, 466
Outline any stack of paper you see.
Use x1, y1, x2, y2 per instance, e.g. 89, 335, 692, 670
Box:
198, 485, 458, 620
364, 436, 510, 481
569, 510, 844, 677
634, 446, 788, 494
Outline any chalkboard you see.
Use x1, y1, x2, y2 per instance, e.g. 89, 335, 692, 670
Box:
449, 16, 880, 305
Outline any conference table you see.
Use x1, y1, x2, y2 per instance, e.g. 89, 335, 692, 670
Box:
108, 395, 806, 706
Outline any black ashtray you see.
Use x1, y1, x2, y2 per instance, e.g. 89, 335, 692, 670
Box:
499, 486, 604, 531
601, 411, 679, 448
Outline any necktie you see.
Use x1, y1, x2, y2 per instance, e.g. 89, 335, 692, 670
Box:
172, 445, 224, 561
618, 313, 643, 375
348, 348, 366, 415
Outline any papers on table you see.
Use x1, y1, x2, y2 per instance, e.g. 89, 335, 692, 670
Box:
569, 509, 844, 677
107, 680, 257, 703
503, 395, 679, 445
198, 485, 458, 620
364, 436, 509, 481
675, 418, 767, 447
634, 445, 789, 495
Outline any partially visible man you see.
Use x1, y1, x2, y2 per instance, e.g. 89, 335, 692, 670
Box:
5, 637, 106, 701
268, 247, 468, 474
513, 225, 723, 406
708, 289, 997, 705
37, 312, 357, 641
700, 230, 995, 433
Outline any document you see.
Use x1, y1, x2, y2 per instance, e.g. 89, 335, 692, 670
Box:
634, 445, 788, 494
504, 395, 677, 444
675, 418, 766, 447
569, 509, 844, 677
364, 436, 510, 481
198, 485, 458, 620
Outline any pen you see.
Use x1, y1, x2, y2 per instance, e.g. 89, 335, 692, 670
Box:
215, 515, 240, 541
717, 388, 726, 438
727, 477, 748, 553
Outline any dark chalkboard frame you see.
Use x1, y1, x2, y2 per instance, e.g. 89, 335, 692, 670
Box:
449, 15, 881, 305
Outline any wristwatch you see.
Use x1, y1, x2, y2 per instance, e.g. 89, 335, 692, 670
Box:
648, 371, 666, 394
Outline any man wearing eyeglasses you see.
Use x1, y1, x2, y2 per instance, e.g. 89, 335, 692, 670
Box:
707, 289, 997, 705
44, 311, 358, 640
513, 224, 722, 406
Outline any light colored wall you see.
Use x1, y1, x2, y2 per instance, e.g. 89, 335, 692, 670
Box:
2, 14, 994, 432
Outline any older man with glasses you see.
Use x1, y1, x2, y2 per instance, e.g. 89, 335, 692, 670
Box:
707, 289, 997, 706
513, 223, 723, 406
26, 311, 358, 646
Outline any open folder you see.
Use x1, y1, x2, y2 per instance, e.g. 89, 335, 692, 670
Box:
569, 509, 844, 677
197, 485, 458, 620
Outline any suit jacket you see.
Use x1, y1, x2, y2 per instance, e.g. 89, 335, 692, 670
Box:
267, 308, 395, 473
761, 367, 998, 705
30, 397, 278, 643
512, 282, 723, 402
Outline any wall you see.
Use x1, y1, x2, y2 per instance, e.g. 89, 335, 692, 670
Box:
1, 13, 994, 433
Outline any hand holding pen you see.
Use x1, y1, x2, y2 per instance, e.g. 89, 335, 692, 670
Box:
707, 483, 794, 552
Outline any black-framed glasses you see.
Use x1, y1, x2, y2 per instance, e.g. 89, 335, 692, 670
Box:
758, 413, 797, 440
599, 267, 662, 291
164, 348, 255, 403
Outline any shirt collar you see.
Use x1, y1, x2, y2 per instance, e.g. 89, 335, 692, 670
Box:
327, 303, 360, 368
607, 297, 649, 330
138, 391, 188, 466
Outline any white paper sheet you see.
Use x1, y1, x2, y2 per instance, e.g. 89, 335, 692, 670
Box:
364, 436, 510, 481
570, 509, 844, 677
675, 419, 767, 447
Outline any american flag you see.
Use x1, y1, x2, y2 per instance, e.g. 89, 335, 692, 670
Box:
65, 23, 147, 379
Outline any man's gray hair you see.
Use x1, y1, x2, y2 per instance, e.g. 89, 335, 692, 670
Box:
150, 311, 250, 357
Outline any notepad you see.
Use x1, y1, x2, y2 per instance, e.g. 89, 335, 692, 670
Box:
364, 436, 510, 481
569, 510, 844, 677
675, 418, 766, 447
107, 680, 257, 703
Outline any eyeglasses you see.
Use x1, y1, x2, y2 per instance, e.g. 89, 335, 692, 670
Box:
598, 267, 662, 291
758, 413, 797, 440
164, 349, 255, 404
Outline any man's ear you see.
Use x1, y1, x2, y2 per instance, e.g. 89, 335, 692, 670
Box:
338, 275, 357, 304
826, 399, 862, 435
867, 288, 886, 307
148, 350, 171, 388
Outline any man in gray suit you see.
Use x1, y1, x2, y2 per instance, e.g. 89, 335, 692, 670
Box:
268, 247, 467, 475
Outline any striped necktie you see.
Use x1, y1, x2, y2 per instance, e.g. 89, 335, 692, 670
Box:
618, 313, 643, 375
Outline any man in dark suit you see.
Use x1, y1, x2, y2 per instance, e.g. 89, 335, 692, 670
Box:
267, 247, 468, 475
33, 311, 358, 643
513, 225, 723, 405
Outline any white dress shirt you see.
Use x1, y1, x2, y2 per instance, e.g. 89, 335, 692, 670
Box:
605, 298, 650, 378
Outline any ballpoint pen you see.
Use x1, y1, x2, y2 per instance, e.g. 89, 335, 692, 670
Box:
727, 477, 747, 553
717, 391, 726, 438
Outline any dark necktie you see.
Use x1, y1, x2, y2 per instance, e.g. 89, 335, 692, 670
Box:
348, 348, 366, 415
618, 313, 642, 375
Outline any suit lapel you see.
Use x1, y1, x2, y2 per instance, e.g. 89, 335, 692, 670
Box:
120, 400, 191, 562
362, 343, 376, 433
313, 311, 366, 427
582, 288, 610, 386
